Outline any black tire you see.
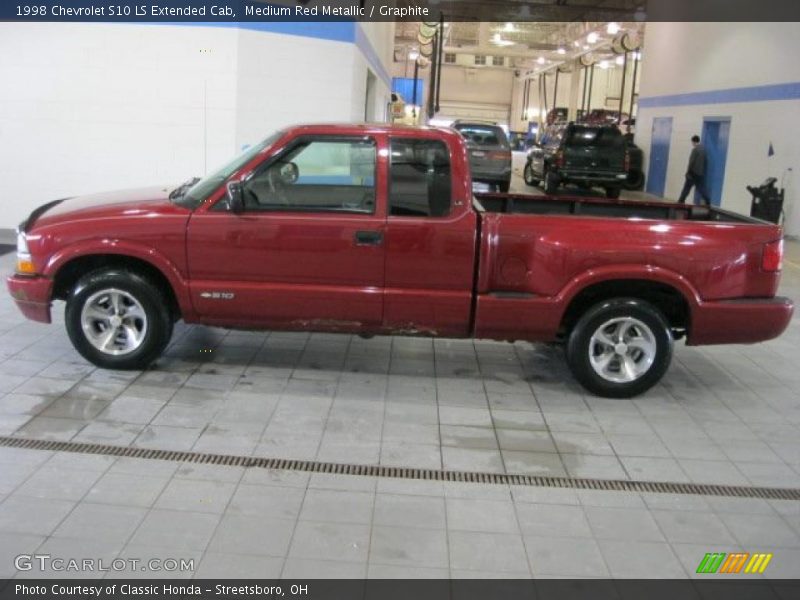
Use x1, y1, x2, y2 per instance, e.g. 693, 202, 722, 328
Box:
544, 170, 559, 194
523, 163, 539, 187
605, 187, 622, 199
565, 298, 673, 398
624, 169, 645, 191
497, 180, 511, 193
65, 269, 173, 370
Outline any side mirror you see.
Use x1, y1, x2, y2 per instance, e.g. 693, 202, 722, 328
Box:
227, 181, 244, 214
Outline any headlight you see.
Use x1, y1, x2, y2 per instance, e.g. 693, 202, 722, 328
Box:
15, 229, 36, 275
17, 229, 29, 255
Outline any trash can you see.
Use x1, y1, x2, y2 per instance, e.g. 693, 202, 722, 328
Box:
747, 177, 784, 224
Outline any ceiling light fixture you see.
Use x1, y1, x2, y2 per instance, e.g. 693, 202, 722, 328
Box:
587, 32, 599, 44
537, 56, 546, 64
557, 47, 566, 55
607, 22, 620, 35
615, 55, 624, 65
598, 59, 609, 69
408, 49, 419, 60
504, 22, 515, 32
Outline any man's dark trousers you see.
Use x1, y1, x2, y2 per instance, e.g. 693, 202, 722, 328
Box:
678, 173, 711, 205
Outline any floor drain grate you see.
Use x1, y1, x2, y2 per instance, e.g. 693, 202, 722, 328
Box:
2, 435, 799, 501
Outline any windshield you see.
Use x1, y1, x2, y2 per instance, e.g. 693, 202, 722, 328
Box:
172, 131, 284, 209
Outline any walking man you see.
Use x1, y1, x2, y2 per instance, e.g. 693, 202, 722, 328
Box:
678, 135, 711, 204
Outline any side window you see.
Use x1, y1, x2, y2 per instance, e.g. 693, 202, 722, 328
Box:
243, 137, 376, 213
389, 138, 452, 217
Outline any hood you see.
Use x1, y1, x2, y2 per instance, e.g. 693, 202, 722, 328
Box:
26, 185, 188, 231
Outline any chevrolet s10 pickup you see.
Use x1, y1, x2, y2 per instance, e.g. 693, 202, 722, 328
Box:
7, 124, 794, 397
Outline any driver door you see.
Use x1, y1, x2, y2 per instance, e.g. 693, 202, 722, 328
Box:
186, 133, 387, 331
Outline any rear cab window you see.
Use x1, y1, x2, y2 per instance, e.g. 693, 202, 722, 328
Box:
389, 138, 452, 217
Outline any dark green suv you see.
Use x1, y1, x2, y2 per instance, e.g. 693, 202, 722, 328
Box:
524, 123, 628, 198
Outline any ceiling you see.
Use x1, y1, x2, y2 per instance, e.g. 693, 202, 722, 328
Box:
393, 0, 644, 23
394, 20, 645, 72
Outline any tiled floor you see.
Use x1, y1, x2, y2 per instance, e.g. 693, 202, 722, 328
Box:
0, 226, 799, 579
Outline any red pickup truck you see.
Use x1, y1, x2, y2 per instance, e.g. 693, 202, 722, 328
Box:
7, 124, 793, 397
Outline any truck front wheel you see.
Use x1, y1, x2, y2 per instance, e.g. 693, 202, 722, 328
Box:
523, 163, 539, 187
65, 269, 173, 370
565, 298, 673, 398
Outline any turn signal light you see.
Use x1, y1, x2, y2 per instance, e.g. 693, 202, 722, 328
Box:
16, 258, 36, 275
762, 239, 783, 272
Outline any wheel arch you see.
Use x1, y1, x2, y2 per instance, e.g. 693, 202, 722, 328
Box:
558, 274, 696, 340
48, 249, 187, 320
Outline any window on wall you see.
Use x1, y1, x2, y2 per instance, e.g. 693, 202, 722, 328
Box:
474, 55, 486, 65
389, 138, 452, 217
492, 56, 504, 66
444, 53, 456, 64
243, 137, 377, 213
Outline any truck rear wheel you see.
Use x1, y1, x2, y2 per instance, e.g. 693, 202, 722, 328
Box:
544, 170, 559, 194
65, 269, 173, 370
565, 298, 673, 398
523, 163, 539, 187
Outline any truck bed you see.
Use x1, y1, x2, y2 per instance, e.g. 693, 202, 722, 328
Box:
470, 190, 785, 345
474, 192, 764, 224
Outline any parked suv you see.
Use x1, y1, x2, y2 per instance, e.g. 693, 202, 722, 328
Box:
524, 123, 628, 198
452, 120, 512, 192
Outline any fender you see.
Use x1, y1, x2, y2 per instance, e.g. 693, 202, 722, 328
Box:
43, 238, 197, 320
553, 263, 702, 319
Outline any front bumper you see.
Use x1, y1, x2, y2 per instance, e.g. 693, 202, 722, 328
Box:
688, 296, 794, 345
6, 274, 53, 324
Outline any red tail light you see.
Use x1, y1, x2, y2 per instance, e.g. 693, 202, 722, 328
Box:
762, 238, 784, 272
624, 151, 631, 172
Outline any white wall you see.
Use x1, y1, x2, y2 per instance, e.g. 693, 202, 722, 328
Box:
636, 22, 800, 236
0, 22, 393, 231
354, 22, 394, 123
0, 23, 238, 229
437, 65, 513, 124
234, 29, 358, 150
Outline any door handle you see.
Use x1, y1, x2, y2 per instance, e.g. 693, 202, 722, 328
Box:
354, 230, 383, 246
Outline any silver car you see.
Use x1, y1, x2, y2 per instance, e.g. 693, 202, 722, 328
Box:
452, 121, 512, 192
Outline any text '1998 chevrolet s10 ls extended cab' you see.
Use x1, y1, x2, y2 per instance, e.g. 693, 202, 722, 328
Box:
7, 124, 794, 397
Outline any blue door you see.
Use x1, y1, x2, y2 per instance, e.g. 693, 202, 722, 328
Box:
646, 117, 672, 197
699, 117, 731, 207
